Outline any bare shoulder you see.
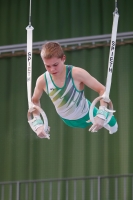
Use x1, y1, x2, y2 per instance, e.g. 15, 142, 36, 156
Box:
72, 66, 90, 81
36, 74, 46, 91
72, 66, 89, 76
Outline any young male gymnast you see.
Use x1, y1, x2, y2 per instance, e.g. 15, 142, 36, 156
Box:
29, 42, 118, 138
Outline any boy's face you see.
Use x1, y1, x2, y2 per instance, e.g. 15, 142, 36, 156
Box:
42, 55, 66, 76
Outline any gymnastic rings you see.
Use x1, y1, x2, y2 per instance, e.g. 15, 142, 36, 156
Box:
89, 96, 114, 126
27, 104, 50, 137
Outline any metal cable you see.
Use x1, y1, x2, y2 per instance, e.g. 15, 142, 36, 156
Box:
29, 0, 32, 26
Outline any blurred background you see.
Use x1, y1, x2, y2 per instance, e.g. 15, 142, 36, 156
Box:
0, 0, 133, 199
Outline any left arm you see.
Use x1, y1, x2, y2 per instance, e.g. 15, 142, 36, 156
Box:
72, 67, 107, 106
72, 67, 108, 132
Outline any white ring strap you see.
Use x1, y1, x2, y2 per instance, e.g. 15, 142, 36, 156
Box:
26, 14, 49, 138
89, 7, 119, 125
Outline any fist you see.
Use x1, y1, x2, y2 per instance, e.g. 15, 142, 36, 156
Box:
36, 125, 50, 139
89, 116, 105, 132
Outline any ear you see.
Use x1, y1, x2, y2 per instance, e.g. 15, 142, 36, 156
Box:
62, 55, 66, 62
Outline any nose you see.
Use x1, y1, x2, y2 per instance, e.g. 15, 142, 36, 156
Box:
51, 67, 56, 72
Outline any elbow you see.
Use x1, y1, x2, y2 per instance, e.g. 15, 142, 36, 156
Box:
99, 86, 106, 96
31, 96, 40, 106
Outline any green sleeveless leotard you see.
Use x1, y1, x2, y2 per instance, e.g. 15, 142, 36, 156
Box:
44, 65, 117, 132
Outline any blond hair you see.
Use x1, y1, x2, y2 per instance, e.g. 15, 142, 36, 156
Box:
41, 42, 64, 59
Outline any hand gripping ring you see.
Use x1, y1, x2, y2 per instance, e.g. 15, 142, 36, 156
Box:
27, 105, 49, 136
89, 96, 114, 126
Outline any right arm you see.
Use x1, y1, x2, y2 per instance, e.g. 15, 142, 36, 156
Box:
31, 74, 46, 115
30, 74, 49, 138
